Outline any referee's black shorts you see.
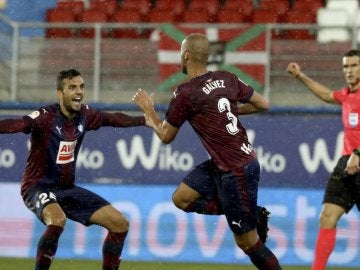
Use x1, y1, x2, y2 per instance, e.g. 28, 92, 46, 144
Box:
324, 155, 360, 212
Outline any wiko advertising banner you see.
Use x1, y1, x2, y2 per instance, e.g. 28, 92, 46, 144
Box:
0, 113, 343, 188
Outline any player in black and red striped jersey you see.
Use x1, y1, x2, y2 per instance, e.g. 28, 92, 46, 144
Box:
134, 33, 281, 269
287, 50, 360, 270
0, 69, 146, 270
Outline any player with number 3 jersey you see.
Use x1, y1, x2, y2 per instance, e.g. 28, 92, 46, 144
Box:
133, 33, 282, 269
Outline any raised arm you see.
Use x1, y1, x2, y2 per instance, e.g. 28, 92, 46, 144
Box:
238, 91, 269, 115
287, 62, 336, 104
132, 89, 179, 144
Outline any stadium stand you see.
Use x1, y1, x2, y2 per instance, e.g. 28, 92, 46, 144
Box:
326, 0, 359, 24
258, 0, 289, 17
46, 8, 76, 38
111, 9, 143, 38
282, 10, 316, 40
152, 0, 186, 20
215, 10, 246, 24
183, 10, 210, 23
147, 9, 176, 23
187, 0, 220, 22
221, 0, 254, 22
78, 9, 109, 38
56, 0, 85, 21
316, 8, 351, 43
88, 0, 118, 18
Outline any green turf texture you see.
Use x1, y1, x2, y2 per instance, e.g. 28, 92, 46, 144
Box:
0, 258, 353, 270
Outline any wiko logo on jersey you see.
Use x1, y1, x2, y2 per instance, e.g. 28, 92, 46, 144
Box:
241, 143, 253, 155
56, 140, 77, 164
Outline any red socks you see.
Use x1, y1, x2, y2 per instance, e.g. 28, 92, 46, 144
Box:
102, 231, 128, 270
312, 228, 336, 270
35, 225, 63, 270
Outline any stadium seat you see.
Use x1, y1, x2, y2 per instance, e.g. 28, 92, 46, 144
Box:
56, 0, 85, 21
148, 9, 176, 23
355, 10, 360, 43
251, 9, 279, 23
119, 0, 152, 16
222, 0, 254, 21
187, 0, 220, 18
292, 0, 324, 13
326, 0, 359, 24
258, 0, 289, 16
111, 9, 143, 38
316, 8, 351, 43
251, 9, 281, 39
89, 0, 118, 18
79, 9, 109, 38
153, 0, 185, 15
183, 10, 210, 23
215, 10, 246, 23
46, 8, 76, 38
282, 11, 315, 40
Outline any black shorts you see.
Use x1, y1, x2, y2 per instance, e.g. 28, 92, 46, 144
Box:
23, 184, 110, 226
183, 159, 260, 235
324, 156, 360, 212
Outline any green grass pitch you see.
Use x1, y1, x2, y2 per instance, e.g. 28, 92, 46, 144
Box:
0, 258, 354, 270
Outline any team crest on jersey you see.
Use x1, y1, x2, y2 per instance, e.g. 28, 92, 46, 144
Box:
28, 110, 40, 119
349, 112, 358, 127
56, 140, 77, 164
78, 124, 83, 132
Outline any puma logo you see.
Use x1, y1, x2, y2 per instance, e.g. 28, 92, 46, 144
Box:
231, 220, 242, 228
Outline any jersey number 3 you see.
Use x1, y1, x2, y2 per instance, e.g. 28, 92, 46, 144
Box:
218, 98, 239, 135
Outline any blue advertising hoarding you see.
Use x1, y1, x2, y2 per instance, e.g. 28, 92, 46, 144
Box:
0, 183, 359, 267
0, 113, 343, 188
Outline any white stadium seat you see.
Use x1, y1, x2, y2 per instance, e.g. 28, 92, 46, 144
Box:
326, 0, 359, 23
316, 8, 351, 43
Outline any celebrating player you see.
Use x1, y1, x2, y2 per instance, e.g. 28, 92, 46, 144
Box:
0, 68, 146, 270
133, 33, 282, 269
287, 49, 360, 270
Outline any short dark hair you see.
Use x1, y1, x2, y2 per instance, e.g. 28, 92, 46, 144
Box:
56, 69, 81, 90
344, 49, 360, 58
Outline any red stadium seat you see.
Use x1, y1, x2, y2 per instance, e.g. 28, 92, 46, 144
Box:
222, 0, 254, 21
292, 0, 324, 12
119, 0, 152, 16
79, 9, 109, 38
56, 0, 85, 21
188, 0, 220, 17
282, 11, 316, 39
46, 8, 76, 38
111, 10, 143, 38
251, 9, 279, 23
215, 10, 246, 23
89, 0, 119, 18
259, 0, 289, 16
153, 0, 186, 17
148, 9, 176, 23
183, 10, 210, 23
251, 9, 281, 39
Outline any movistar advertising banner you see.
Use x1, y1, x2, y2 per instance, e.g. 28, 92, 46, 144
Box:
0, 113, 342, 188
0, 183, 359, 267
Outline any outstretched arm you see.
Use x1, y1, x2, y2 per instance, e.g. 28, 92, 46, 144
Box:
238, 91, 269, 115
133, 89, 179, 144
287, 62, 336, 104
0, 118, 30, 133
